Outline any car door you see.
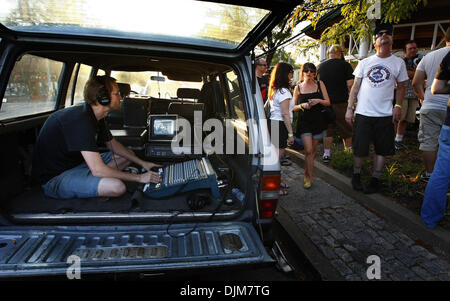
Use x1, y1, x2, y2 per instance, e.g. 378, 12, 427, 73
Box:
0, 0, 298, 278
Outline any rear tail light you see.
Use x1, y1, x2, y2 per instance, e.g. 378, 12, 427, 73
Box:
259, 174, 280, 219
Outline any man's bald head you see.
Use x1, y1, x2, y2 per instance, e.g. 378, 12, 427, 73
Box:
328, 44, 344, 59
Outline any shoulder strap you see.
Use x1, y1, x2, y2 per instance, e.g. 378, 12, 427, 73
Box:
317, 80, 324, 98
316, 80, 321, 92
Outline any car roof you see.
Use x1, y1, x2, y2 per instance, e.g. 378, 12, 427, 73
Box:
0, 0, 299, 56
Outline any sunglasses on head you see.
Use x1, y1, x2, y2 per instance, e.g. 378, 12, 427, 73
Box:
375, 31, 392, 37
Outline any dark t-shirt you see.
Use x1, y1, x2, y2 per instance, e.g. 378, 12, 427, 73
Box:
32, 103, 113, 184
258, 75, 269, 102
317, 58, 354, 104
435, 51, 450, 126
403, 54, 422, 71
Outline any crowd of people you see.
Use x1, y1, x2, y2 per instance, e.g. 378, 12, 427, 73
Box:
260, 24, 450, 229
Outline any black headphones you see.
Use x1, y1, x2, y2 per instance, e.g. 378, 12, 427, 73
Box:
187, 191, 211, 211
95, 76, 111, 106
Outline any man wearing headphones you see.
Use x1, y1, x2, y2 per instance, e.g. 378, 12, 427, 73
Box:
32, 75, 161, 199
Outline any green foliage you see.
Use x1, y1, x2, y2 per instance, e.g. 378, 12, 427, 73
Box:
258, 14, 300, 66
271, 49, 301, 69
291, 0, 427, 46
291, 36, 321, 63
330, 149, 353, 172
382, 162, 399, 189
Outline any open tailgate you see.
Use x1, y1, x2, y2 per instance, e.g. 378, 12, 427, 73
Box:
0, 222, 272, 278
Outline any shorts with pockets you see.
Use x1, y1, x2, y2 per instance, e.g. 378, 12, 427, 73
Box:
326, 102, 354, 139
400, 98, 419, 123
353, 114, 395, 157
418, 109, 447, 152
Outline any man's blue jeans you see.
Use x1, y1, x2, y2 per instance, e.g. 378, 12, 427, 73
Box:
421, 125, 450, 228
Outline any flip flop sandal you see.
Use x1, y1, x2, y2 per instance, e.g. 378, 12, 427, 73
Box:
280, 183, 289, 189
280, 160, 292, 166
279, 190, 288, 196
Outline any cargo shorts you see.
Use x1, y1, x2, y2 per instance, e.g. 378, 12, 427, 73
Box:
418, 110, 446, 152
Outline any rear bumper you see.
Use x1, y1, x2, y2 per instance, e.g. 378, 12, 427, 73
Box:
0, 222, 272, 278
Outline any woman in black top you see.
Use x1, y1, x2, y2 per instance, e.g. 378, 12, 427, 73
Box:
293, 63, 331, 188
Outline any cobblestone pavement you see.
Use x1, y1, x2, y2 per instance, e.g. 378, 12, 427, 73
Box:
279, 163, 450, 281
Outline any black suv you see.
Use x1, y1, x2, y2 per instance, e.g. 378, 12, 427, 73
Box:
0, 0, 298, 278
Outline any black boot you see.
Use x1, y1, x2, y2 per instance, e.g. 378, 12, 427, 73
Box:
352, 173, 363, 191
364, 177, 380, 194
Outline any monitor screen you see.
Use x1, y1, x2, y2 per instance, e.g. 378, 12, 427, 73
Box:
154, 119, 175, 136
149, 114, 178, 142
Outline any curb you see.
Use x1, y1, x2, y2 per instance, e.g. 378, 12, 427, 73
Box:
276, 206, 344, 281
284, 148, 450, 260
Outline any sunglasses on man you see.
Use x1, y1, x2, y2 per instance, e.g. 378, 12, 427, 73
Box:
375, 30, 392, 38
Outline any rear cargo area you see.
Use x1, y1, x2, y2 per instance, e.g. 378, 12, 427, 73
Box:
0, 152, 248, 221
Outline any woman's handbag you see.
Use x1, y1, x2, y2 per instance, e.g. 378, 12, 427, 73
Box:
321, 105, 336, 124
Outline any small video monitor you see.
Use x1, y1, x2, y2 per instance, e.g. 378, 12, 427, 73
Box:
148, 114, 178, 142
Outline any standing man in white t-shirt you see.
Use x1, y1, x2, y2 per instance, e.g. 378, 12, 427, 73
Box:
345, 23, 408, 194
412, 27, 450, 182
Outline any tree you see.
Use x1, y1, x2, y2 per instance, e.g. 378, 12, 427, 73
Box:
199, 5, 267, 46
270, 49, 301, 69
5, 0, 87, 26
291, 0, 427, 45
257, 13, 301, 67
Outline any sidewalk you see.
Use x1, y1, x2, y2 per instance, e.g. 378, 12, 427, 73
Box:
275, 149, 450, 281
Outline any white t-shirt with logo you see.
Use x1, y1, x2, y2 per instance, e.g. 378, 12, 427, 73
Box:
353, 54, 408, 117
269, 88, 294, 121
416, 46, 450, 112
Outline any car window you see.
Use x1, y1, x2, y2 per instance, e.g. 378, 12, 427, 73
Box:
225, 71, 245, 121
65, 64, 94, 106
111, 71, 202, 99
1, 54, 63, 121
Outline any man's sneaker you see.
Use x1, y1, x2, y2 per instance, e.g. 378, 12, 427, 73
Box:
323, 155, 331, 164
420, 171, 431, 182
352, 173, 363, 191
364, 177, 380, 194
394, 141, 407, 150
